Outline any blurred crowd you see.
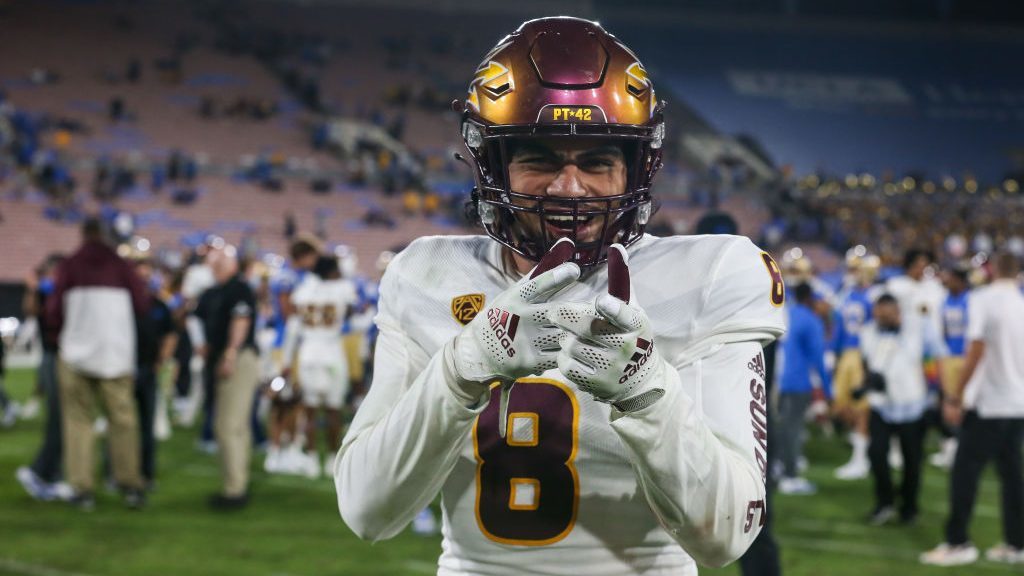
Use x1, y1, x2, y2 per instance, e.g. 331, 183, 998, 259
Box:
773, 243, 1024, 565
769, 174, 1024, 268
5, 219, 398, 514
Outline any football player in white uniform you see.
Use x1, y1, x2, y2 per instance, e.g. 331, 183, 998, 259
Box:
885, 248, 946, 346
264, 237, 323, 473
283, 256, 358, 478
335, 17, 786, 575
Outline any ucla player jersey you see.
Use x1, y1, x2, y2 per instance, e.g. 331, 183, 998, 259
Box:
943, 291, 969, 356
834, 286, 876, 351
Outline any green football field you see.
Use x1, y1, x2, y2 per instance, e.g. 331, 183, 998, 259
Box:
0, 366, 1017, 576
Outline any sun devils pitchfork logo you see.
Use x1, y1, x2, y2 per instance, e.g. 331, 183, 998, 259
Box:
466, 40, 515, 112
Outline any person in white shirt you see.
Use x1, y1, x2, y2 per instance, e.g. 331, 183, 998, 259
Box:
334, 17, 787, 575
859, 293, 946, 526
282, 256, 357, 478
885, 248, 949, 470
922, 253, 1024, 567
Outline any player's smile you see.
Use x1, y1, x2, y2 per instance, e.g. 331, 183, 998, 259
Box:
508, 138, 628, 245
541, 208, 603, 240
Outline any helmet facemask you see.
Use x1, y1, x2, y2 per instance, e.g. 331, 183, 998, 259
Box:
457, 17, 665, 268
463, 117, 663, 268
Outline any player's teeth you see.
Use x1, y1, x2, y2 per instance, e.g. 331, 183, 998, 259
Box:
546, 215, 575, 221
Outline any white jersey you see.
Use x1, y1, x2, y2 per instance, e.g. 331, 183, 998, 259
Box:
284, 275, 358, 368
336, 234, 787, 575
885, 274, 946, 344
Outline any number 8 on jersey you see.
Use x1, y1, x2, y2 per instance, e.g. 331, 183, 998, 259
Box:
473, 378, 580, 545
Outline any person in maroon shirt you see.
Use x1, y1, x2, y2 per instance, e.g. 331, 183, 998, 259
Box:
47, 217, 148, 510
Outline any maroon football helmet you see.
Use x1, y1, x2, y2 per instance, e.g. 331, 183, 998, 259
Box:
456, 16, 665, 267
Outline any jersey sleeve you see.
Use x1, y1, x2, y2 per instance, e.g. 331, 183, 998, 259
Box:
610, 340, 770, 567
693, 237, 787, 346
230, 284, 256, 319
605, 237, 786, 566
334, 249, 490, 541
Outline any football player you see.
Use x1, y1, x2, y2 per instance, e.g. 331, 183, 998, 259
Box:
336, 17, 785, 574
780, 247, 837, 311
886, 248, 946, 348
832, 250, 882, 480
273, 236, 323, 345
264, 237, 323, 473
929, 264, 970, 469
282, 255, 358, 478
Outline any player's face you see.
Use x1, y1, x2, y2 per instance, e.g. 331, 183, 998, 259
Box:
295, 252, 318, 271
874, 301, 900, 328
213, 254, 239, 283
942, 271, 965, 293
907, 255, 930, 280
507, 138, 627, 244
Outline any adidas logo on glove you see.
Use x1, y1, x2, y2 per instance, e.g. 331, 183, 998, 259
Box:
487, 308, 520, 357
619, 337, 654, 384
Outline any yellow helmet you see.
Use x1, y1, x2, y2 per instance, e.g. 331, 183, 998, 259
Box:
781, 247, 814, 283
844, 245, 868, 271
856, 254, 881, 285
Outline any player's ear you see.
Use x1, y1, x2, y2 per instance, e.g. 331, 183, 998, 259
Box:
607, 243, 630, 302
529, 238, 575, 280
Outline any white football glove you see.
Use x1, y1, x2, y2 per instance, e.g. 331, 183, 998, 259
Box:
450, 238, 580, 388
550, 244, 667, 412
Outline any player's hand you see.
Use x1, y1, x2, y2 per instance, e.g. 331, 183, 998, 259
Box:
811, 388, 830, 424
551, 244, 667, 411
450, 238, 580, 386
217, 348, 237, 379
943, 398, 963, 427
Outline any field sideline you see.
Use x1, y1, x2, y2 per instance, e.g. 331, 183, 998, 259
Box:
0, 367, 1016, 576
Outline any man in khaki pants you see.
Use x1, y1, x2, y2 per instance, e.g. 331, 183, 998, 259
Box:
196, 247, 260, 509
46, 218, 148, 510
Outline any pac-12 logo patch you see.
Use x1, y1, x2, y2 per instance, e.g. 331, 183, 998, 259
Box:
452, 293, 486, 326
